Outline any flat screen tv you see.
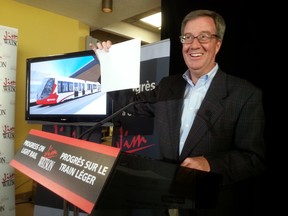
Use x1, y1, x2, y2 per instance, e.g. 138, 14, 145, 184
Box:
25, 50, 112, 125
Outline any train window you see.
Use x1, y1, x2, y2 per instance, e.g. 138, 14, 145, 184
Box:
69, 82, 73, 92
62, 82, 69, 92
74, 83, 79, 91
58, 81, 62, 93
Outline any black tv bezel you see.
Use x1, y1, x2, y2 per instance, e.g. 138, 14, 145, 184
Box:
25, 50, 112, 125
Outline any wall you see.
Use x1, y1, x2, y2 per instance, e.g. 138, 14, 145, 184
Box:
0, 0, 90, 195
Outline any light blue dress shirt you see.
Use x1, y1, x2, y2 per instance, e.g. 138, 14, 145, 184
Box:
179, 64, 218, 154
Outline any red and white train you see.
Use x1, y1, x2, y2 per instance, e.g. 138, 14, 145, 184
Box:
35, 76, 101, 105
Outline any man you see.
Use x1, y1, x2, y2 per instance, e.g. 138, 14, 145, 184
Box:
91, 9, 265, 216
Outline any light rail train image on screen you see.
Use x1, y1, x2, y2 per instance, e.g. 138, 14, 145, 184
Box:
35, 76, 101, 105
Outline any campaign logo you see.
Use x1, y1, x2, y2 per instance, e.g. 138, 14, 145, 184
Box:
3, 77, 16, 92
43, 145, 58, 159
2, 125, 14, 139
3, 31, 17, 46
115, 127, 155, 153
38, 145, 57, 172
1, 172, 15, 187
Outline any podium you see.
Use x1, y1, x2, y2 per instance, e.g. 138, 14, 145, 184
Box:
11, 130, 222, 215
33, 152, 222, 215
36, 152, 222, 214
95, 152, 222, 210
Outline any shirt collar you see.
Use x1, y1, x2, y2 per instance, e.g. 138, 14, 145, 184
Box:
182, 63, 218, 87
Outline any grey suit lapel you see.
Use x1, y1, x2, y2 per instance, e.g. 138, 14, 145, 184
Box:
164, 75, 186, 159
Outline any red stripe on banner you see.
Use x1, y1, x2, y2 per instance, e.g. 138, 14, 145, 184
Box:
10, 159, 95, 214
29, 129, 120, 157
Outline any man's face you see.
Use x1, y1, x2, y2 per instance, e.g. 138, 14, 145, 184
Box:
182, 16, 222, 80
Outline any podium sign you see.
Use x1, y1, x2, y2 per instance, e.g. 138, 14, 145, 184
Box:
10, 129, 120, 214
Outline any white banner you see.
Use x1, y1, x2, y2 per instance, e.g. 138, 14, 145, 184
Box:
0, 25, 18, 216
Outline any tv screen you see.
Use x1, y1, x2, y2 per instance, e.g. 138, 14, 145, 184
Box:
25, 50, 111, 125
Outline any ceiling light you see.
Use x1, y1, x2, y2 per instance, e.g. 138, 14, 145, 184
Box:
102, 0, 113, 13
140, 12, 162, 29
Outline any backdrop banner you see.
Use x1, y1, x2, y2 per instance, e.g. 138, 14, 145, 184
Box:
112, 39, 170, 159
0, 25, 18, 216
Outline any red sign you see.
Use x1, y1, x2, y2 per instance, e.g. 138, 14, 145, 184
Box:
10, 129, 120, 214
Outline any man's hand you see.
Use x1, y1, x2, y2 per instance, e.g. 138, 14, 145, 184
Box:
181, 156, 210, 172
89, 40, 112, 52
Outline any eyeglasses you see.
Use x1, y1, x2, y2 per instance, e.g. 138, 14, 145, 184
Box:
179, 33, 218, 44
